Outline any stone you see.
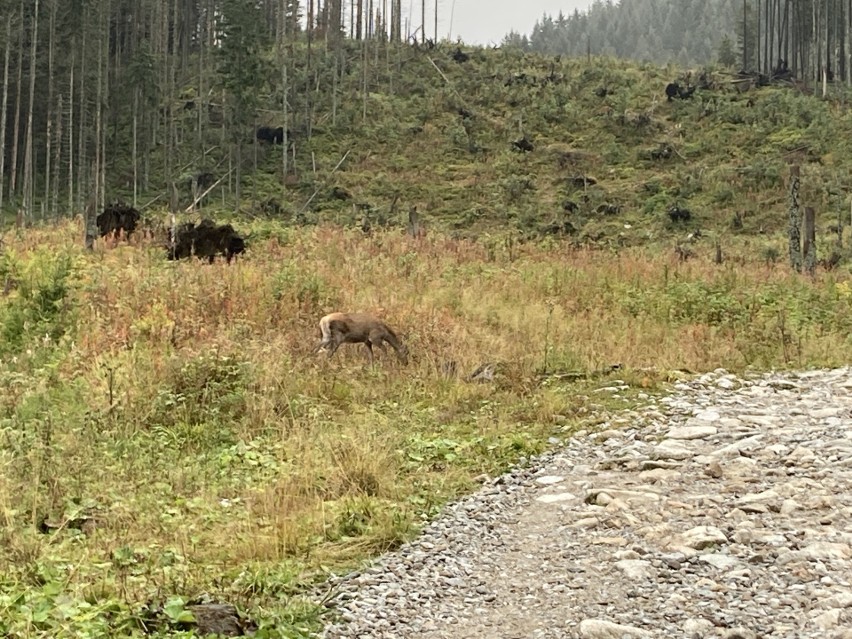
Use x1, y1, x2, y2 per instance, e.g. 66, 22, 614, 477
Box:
666, 425, 718, 440
797, 543, 851, 561
682, 618, 715, 635
535, 492, 577, 504
578, 619, 653, 638
614, 559, 655, 580
812, 609, 843, 630
535, 475, 565, 485
699, 553, 744, 570
678, 526, 728, 550
704, 460, 724, 478
651, 441, 695, 460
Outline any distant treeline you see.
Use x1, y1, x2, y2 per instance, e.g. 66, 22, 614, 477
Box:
504, 0, 852, 84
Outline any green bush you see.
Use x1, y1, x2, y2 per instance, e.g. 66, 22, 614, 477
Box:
0, 250, 75, 355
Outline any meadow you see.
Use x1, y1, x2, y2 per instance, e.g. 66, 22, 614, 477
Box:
1, 217, 852, 636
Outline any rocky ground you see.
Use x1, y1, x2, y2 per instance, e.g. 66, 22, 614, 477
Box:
315, 368, 852, 638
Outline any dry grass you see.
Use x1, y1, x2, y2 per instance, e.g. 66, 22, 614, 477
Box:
1, 218, 851, 634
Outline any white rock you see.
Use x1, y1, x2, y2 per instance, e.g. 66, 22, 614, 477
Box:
812, 608, 843, 630
737, 489, 780, 505
798, 542, 851, 561
534, 475, 565, 485
810, 407, 843, 418
822, 592, 852, 608
679, 526, 728, 550
614, 559, 655, 580
699, 553, 744, 570
639, 468, 682, 482
694, 410, 721, 422
652, 441, 695, 460
666, 425, 718, 440
682, 618, 715, 635
535, 492, 576, 504
578, 619, 653, 638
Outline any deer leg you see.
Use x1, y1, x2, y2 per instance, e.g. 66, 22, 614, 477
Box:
327, 339, 343, 358
370, 331, 389, 357
364, 341, 375, 365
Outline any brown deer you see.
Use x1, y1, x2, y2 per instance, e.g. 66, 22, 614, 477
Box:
314, 312, 409, 365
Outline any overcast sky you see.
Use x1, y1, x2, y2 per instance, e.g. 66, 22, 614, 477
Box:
399, 1, 594, 46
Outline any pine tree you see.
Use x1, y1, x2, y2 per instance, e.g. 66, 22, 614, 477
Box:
718, 34, 738, 67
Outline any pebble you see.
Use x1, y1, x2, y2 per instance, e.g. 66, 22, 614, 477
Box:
317, 368, 852, 639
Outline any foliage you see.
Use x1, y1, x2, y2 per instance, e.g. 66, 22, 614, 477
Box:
216, 0, 270, 130
0, 249, 75, 355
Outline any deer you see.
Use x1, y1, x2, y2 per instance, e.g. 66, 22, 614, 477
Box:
314, 312, 409, 365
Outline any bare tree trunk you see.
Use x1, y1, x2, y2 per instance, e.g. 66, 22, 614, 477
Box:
67, 48, 74, 214
9, 1, 24, 198
44, 0, 56, 217
362, 17, 368, 120
76, 21, 87, 212
51, 92, 62, 216
84, 160, 97, 250
277, 0, 289, 187
756, 0, 761, 73
21, 0, 39, 221
94, 0, 103, 222
100, 0, 110, 212
0, 16, 12, 213
133, 87, 138, 207
434, 0, 438, 42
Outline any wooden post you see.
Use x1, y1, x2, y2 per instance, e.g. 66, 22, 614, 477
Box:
788, 165, 802, 272
802, 207, 816, 276
714, 239, 723, 264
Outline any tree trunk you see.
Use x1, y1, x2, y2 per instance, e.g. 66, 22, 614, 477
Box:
84, 161, 97, 250
67, 47, 74, 215
51, 92, 62, 216
802, 207, 816, 275
94, 0, 104, 222
44, 0, 56, 217
788, 165, 802, 273
9, 1, 24, 198
21, 0, 39, 221
133, 87, 138, 207
77, 19, 87, 212
0, 16, 12, 213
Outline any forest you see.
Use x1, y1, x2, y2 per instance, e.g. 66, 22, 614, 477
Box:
516, 1, 851, 82
0, 0, 850, 229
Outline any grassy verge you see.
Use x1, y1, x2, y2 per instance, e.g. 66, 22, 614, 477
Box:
1, 219, 851, 636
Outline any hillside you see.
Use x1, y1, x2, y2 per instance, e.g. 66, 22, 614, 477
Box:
98, 45, 852, 259
2, 8, 852, 257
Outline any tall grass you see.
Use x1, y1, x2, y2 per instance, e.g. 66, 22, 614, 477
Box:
1, 218, 851, 635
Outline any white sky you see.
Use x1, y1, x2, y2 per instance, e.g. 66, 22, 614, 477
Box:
396, 1, 594, 46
